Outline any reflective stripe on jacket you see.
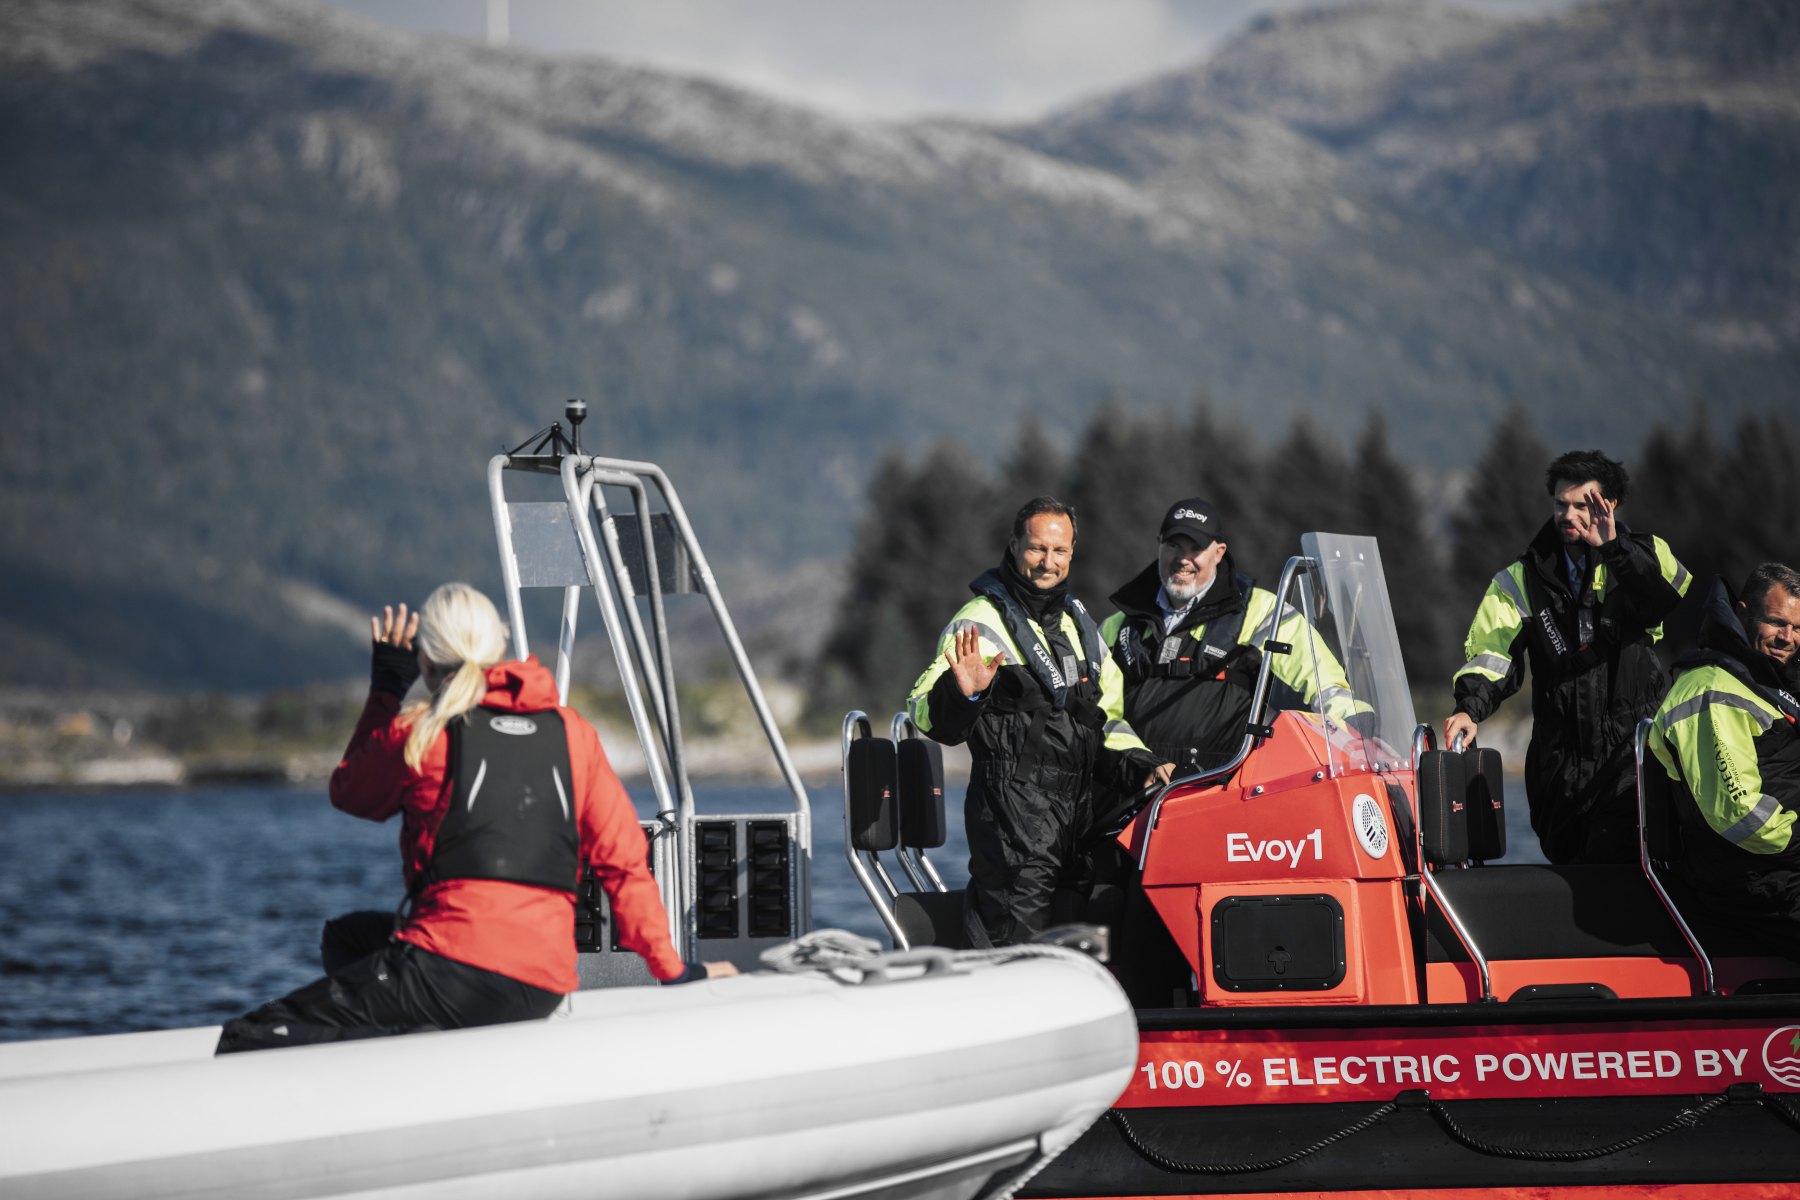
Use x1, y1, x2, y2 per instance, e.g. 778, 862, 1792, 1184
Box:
908, 594, 1147, 758
1099, 559, 1365, 770
1101, 585, 1361, 722
1451, 521, 1689, 862
1453, 528, 1688, 704
1651, 664, 1799, 855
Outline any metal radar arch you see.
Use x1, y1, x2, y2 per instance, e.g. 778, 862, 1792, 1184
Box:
487, 401, 812, 980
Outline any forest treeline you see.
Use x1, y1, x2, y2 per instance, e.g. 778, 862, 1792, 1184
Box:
810, 400, 1799, 721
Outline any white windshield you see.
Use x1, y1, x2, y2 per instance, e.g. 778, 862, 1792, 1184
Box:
1287, 532, 1416, 776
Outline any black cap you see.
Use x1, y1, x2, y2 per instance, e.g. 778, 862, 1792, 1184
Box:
1160, 498, 1226, 548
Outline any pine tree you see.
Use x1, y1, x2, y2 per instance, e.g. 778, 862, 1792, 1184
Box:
1448, 406, 1550, 617
1350, 413, 1448, 680
1061, 397, 1181, 611
1718, 410, 1800, 591
1180, 395, 1270, 583
811, 440, 995, 716
1631, 404, 1719, 586
897, 439, 998, 643
813, 451, 915, 716
1261, 414, 1351, 578
993, 416, 1067, 544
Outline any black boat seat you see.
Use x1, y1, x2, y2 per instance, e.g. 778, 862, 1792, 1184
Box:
1426, 864, 1775, 962
894, 889, 966, 950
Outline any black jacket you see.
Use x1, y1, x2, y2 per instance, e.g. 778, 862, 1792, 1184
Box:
1453, 519, 1688, 862
1104, 558, 1265, 771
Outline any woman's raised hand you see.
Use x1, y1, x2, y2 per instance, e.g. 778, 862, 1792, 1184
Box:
373, 603, 420, 650
367, 603, 424, 698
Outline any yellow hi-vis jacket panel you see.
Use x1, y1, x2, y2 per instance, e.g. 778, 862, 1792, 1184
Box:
908, 595, 1150, 756
1099, 586, 1367, 724
1453, 535, 1689, 692
1650, 666, 1796, 855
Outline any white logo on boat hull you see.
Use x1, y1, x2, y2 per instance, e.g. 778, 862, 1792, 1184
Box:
1353, 794, 1390, 860
1764, 1025, 1800, 1088
1226, 829, 1322, 868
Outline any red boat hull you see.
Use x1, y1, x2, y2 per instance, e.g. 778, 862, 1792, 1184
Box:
1024, 997, 1800, 1197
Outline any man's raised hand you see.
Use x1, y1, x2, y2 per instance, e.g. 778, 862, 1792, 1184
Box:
946, 624, 1004, 698
1579, 485, 1617, 546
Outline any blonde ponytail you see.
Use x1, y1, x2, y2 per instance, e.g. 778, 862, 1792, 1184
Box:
401, 583, 510, 771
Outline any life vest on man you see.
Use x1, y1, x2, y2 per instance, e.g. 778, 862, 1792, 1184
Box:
1112, 574, 1256, 685
970, 569, 1109, 711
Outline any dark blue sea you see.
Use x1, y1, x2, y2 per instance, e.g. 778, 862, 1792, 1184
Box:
0, 783, 960, 1042
0, 779, 1539, 1043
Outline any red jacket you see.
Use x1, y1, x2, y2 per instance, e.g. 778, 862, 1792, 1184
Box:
329, 657, 685, 991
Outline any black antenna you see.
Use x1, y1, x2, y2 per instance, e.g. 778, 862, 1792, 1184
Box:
505, 399, 589, 462
564, 398, 586, 453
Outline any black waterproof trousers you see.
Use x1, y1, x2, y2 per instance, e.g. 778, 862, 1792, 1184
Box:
963, 763, 1089, 948
215, 910, 562, 1055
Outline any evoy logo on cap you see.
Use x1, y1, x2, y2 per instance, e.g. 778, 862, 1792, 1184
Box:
1172, 508, 1208, 523
489, 715, 538, 736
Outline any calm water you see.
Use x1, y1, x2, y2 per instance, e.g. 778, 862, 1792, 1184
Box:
0, 783, 966, 1042
0, 778, 1538, 1043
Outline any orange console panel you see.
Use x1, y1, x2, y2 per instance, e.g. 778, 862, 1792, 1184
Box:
1124, 711, 1421, 1008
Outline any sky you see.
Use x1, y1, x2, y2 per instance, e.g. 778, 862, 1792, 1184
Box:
320, 0, 1574, 121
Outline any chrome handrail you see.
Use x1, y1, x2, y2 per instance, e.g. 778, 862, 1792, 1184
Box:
891, 712, 948, 893
1135, 554, 1310, 871
593, 455, 812, 822
1635, 717, 1716, 996
1410, 723, 1492, 1002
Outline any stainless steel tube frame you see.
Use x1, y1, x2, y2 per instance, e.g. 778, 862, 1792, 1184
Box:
489, 453, 682, 950
889, 712, 948, 893
570, 461, 693, 822
1634, 717, 1716, 995
1409, 723, 1492, 1002
1135, 554, 1310, 872
583, 455, 812, 826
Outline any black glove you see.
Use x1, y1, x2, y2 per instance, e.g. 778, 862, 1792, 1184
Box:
370, 639, 422, 699
660, 961, 706, 986
1344, 709, 1379, 738
1121, 747, 1164, 783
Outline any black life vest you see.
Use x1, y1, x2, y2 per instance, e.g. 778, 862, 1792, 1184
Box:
1521, 552, 1628, 679
424, 706, 581, 894
970, 570, 1106, 711
1115, 574, 1256, 684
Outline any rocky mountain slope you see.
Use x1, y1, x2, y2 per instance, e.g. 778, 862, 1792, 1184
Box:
0, 0, 1791, 690
1067, 0, 1799, 344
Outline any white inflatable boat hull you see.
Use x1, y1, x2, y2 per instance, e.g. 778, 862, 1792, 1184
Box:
0, 947, 1136, 1200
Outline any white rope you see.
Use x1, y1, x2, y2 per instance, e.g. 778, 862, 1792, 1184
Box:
760, 928, 1116, 987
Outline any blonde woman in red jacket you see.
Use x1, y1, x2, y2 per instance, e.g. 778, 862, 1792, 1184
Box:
218, 583, 729, 1054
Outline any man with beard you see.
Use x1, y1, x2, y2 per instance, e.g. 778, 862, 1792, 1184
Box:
908, 498, 1172, 947
1648, 563, 1800, 959
1445, 450, 1690, 864
1101, 498, 1364, 777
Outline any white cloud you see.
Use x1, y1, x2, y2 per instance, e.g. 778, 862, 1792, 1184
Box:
322, 0, 1572, 120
